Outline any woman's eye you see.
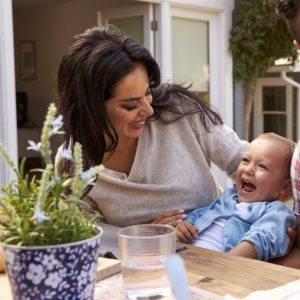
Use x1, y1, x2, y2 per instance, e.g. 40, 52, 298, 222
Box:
123, 105, 137, 111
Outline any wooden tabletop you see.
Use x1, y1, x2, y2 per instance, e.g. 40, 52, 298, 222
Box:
180, 245, 300, 298
1, 244, 300, 299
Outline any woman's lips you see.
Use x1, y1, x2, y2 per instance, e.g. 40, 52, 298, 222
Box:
131, 120, 145, 129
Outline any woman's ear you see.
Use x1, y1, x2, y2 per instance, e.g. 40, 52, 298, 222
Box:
279, 178, 292, 201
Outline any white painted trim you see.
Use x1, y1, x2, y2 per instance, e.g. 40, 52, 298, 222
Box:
216, 9, 234, 128
97, 10, 102, 26
281, 72, 300, 139
155, 2, 172, 83
268, 65, 290, 73
0, 0, 18, 186
134, 0, 234, 11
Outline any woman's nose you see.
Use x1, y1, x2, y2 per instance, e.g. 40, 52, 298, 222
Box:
139, 97, 154, 117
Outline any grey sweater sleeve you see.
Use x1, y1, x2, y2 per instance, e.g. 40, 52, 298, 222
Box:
189, 115, 248, 180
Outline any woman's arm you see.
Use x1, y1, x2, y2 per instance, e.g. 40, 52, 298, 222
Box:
197, 123, 248, 181
271, 247, 300, 269
271, 216, 300, 268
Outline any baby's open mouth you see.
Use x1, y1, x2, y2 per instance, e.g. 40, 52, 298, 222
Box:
241, 179, 256, 193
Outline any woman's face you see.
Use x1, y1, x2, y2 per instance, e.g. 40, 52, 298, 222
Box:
105, 63, 154, 142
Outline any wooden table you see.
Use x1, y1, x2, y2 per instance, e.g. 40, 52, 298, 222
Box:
1, 245, 300, 299
180, 246, 300, 298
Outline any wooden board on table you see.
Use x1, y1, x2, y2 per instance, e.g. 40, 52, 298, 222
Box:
96, 257, 121, 281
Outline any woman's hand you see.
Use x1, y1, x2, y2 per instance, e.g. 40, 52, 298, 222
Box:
286, 226, 297, 254
152, 210, 187, 227
176, 221, 198, 244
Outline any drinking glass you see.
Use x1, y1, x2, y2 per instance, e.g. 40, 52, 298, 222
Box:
119, 224, 176, 300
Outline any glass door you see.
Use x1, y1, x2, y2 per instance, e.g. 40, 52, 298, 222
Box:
171, 17, 209, 103
170, 7, 211, 105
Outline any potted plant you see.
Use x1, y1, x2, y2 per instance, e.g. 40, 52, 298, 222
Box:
0, 103, 103, 300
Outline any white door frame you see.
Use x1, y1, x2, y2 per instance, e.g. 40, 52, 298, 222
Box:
0, 0, 18, 186
254, 77, 293, 139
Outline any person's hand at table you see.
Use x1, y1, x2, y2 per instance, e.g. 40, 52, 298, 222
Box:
176, 221, 199, 243
271, 223, 300, 268
152, 209, 187, 227
286, 226, 297, 253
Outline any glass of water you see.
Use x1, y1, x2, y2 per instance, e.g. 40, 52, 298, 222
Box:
118, 224, 176, 300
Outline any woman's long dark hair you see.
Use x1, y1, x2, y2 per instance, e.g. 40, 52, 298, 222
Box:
57, 25, 222, 174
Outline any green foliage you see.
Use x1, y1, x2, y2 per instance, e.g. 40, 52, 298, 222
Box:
230, 0, 298, 83
0, 103, 103, 246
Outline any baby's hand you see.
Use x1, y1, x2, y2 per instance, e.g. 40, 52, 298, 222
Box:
176, 221, 198, 243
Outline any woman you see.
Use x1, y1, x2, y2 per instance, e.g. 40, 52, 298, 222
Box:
57, 25, 247, 227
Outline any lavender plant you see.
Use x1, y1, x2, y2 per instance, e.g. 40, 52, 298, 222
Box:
0, 103, 103, 246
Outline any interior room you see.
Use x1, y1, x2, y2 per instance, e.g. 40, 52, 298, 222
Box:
13, 0, 136, 168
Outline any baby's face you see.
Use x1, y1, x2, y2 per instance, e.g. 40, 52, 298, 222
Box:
236, 138, 288, 203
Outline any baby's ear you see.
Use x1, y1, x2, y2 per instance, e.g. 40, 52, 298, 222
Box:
278, 179, 292, 202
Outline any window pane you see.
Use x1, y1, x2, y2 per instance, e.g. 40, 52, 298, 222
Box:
172, 17, 209, 93
263, 114, 286, 136
109, 16, 144, 45
262, 86, 285, 111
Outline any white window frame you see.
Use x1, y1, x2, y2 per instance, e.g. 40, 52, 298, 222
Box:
0, 0, 18, 186
254, 77, 293, 139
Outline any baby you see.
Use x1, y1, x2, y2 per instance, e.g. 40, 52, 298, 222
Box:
177, 133, 297, 261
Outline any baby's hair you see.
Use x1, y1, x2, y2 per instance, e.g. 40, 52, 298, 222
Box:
256, 132, 296, 201
256, 133, 295, 164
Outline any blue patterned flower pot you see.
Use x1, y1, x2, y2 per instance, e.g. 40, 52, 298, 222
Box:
2, 228, 102, 300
